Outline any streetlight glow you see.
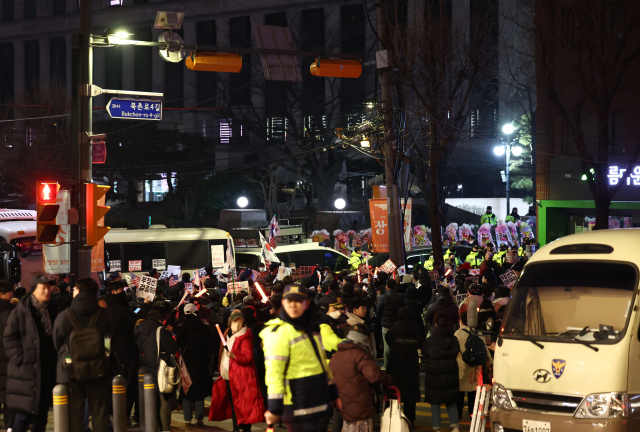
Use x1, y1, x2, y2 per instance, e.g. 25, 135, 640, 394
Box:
360, 140, 370, 148
502, 123, 515, 135
114, 30, 132, 38
511, 146, 523, 157
494, 145, 506, 156
334, 198, 346, 210
237, 196, 248, 208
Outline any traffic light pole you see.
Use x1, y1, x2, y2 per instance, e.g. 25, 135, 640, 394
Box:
70, 0, 94, 283
377, 0, 404, 268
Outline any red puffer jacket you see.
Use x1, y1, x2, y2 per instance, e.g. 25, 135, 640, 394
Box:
329, 341, 393, 422
209, 328, 265, 424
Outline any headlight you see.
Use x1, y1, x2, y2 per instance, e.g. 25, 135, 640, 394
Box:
575, 392, 628, 418
492, 383, 514, 411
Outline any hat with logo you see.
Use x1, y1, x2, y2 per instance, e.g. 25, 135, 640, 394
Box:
282, 284, 308, 301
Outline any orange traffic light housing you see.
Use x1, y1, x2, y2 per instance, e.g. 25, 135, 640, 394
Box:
310, 58, 362, 78
36, 182, 61, 243
185, 52, 243, 73
86, 183, 111, 247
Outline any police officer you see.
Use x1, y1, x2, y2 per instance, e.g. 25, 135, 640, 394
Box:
480, 206, 497, 225
464, 245, 483, 269
262, 284, 342, 432
505, 208, 521, 222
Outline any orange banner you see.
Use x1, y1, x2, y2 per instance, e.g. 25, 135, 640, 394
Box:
91, 196, 106, 272
369, 199, 389, 252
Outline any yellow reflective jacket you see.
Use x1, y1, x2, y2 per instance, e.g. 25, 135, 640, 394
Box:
348, 251, 363, 271
465, 251, 482, 269
260, 317, 338, 422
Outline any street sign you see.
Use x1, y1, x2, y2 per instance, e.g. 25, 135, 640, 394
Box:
106, 98, 162, 121
92, 141, 106, 164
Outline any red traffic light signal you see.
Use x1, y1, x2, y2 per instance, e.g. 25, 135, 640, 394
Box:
36, 182, 61, 243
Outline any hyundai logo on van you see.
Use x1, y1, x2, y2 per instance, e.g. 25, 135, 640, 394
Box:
533, 369, 552, 383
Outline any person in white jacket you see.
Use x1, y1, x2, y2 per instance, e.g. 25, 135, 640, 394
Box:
454, 312, 493, 422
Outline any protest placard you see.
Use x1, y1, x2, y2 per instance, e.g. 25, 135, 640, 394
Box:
505, 251, 519, 264
109, 260, 121, 272
429, 271, 439, 281
211, 245, 225, 268
358, 263, 371, 275
500, 270, 519, 289
128, 260, 142, 271
167, 265, 181, 276
228, 281, 250, 294
378, 259, 397, 275
184, 282, 194, 293
152, 259, 166, 270
136, 275, 158, 302
158, 271, 170, 280
198, 267, 208, 277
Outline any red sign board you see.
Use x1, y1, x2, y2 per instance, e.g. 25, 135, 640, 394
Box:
92, 141, 107, 164
128, 260, 142, 271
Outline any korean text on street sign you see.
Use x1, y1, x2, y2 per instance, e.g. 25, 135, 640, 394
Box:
136, 275, 158, 302
500, 270, 519, 289
106, 98, 162, 121
109, 260, 121, 272
152, 259, 166, 270
128, 260, 142, 271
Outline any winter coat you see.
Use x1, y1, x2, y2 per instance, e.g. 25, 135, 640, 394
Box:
424, 294, 460, 333
422, 326, 460, 405
4, 294, 58, 414
376, 289, 405, 329
329, 341, 392, 422
134, 319, 178, 377
384, 317, 425, 400
53, 291, 112, 384
0, 298, 15, 403
51, 291, 72, 314
106, 292, 139, 363
404, 287, 424, 330
459, 294, 484, 314
176, 314, 213, 401
345, 313, 377, 359
454, 325, 492, 392
209, 327, 265, 425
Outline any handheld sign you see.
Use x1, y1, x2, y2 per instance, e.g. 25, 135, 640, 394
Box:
107, 98, 162, 120
136, 276, 158, 302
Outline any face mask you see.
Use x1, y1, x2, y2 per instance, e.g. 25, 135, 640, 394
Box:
231, 319, 243, 334
328, 310, 342, 320
487, 211, 492, 214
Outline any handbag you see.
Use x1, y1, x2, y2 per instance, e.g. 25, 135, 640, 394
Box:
380, 386, 411, 432
157, 326, 181, 393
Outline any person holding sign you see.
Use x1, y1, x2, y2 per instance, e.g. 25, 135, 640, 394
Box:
209, 310, 265, 431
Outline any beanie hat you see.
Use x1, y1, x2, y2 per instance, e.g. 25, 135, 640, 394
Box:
229, 309, 243, 324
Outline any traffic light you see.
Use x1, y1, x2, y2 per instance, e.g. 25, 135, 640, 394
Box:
36, 182, 61, 243
185, 52, 243, 73
310, 58, 362, 78
86, 183, 111, 247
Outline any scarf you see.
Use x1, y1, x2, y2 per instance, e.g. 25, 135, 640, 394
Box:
345, 330, 372, 355
31, 296, 52, 336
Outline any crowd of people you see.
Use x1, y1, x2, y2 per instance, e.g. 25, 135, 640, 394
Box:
0, 237, 526, 432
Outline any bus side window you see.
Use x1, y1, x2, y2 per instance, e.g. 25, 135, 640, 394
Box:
325, 251, 347, 271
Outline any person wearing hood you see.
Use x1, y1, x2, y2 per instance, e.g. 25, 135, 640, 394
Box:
423, 314, 460, 432
209, 309, 265, 432
330, 324, 392, 432
135, 306, 178, 432
53, 277, 111, 432
458, 283, 485, 315
105, 281, 146, 424
176, 304, 213, 426
4, 275, 58, 432
0, 280, 15, 428
424, 288, 460, 333
261, 284, 341, 432
384, 306, 425, 426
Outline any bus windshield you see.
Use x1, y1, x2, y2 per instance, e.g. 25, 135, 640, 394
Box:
502, 261, 637, 344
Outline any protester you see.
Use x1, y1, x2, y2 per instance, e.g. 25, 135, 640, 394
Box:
0, 280, 15, 429
459, 284, 484, 314
51, 281, 72, 313
424, 288, 460, 333
384, 306, 424, 426
376, 279, 404, 368
330, 324, 392, 432
210, 309, 265, 431
423, 314, 460, 432
4, 275, 58, 432
53, 277, 111, 432
135, 306, 178, 432
261, 284, 341, 432
493, 287, 509, 312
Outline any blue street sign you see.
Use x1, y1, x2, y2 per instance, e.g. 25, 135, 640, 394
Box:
106, 98, 162, 120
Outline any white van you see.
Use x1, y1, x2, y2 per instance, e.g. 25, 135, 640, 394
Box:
492, 229, 640, 432
235, 243, 350, 271
0, 210, 44, 284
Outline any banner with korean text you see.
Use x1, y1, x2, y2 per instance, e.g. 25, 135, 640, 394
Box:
369, 199, 389, 252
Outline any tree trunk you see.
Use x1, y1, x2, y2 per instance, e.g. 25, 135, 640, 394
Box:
429, 159, 444, 265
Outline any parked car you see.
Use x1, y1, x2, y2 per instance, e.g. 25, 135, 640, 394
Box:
234, 243, 351, 271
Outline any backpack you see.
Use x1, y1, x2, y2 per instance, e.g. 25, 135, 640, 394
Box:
157, 327, 181, 393
65, 309, 108, 381
460, 329, 487, 367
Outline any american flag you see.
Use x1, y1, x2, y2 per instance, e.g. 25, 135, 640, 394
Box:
168, 276, 179, 287
130, 273, 141, 287
267, 215, 280, 250
251, 270, 260, 280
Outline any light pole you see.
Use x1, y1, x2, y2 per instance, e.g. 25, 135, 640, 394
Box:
495, 123, 521, 218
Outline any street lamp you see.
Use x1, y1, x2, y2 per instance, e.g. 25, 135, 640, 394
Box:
502, 123, 515, 135
495, 123, 522, 217
237, 196, 248, 208
334, 198, 346, 210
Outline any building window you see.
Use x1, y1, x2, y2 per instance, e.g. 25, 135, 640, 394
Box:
220, 119, 249, 145
229, 16, 251, 106
24, 0, 36, 18
196, 20, 216, 107
0, 42, 14, 105
265, 11, 286, 27
267, 117, 288, 142
53, 0, 65, 14
24, 40, 39, 93
2, 0, 14, 21
50, 37, 65, 85
109, 0, 122, 5
302, 9, 325, 121
340, 5, 365, 119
